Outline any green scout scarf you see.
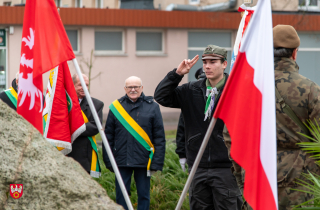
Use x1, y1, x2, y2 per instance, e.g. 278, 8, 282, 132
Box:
81, 111, 101, 178
109, 100, 155, 177
204, 76, 226, 121
4, 87, 18, 108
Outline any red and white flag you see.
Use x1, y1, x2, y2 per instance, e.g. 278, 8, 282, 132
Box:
18, 0, 75, 134
214, 0, 278, 209
43, 62, 85, 155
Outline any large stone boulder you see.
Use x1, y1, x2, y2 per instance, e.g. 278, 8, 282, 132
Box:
0, 100, 123, 210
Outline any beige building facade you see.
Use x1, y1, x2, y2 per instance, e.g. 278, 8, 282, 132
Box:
1, 1, 320, 125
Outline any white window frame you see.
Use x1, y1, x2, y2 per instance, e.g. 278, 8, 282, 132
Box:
187, 30, 233, 81
297, 32, 320, 52
189, 0, 200, 5
0, 28, 8, 90
66, 28, 80, 54
75, 0, 82, 8
94, 29, 126, 56
298, 0, 319, 11
3, 1, 12, 6
187, 30, 233, 51
96, 0, 103, 8
135, 29, 165, 56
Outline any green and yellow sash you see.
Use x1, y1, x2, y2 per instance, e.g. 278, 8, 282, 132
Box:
4, 87, 18, 108
82, 111, 101, 178
109, 100, 155, 177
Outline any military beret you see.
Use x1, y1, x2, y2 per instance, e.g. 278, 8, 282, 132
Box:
273, 25, 300, 49
202, 45, 227, 60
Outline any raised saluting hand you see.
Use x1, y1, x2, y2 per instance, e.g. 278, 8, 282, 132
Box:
176, 55, 199, 76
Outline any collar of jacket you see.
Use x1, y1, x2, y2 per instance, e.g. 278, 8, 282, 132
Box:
192, 73, 229, 92
191, 73, 229, 108
274, 57, 299, 73
119, 92, 154, 104
205, 75, 226, 91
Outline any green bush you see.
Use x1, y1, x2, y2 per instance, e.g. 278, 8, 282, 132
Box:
294, 120, 320, 209
94, 140, 190, 210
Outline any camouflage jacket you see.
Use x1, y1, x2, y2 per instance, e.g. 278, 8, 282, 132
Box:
224, 57, 320, 190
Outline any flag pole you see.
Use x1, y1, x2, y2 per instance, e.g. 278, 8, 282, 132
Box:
175, 117, 217, 210
72, 58, 134, 210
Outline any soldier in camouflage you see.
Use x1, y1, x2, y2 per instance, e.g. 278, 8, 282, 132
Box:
224, 24, 320, 210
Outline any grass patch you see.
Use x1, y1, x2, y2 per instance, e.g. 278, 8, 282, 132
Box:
94, 140, 190, 210
95, 133, 102, 141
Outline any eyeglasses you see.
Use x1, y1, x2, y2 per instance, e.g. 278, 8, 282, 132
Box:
125, 86, 141, 90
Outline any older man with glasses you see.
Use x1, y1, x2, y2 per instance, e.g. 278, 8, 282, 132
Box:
102, 76, 166, 210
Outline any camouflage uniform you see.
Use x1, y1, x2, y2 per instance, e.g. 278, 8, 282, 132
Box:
224, 57, 320, 210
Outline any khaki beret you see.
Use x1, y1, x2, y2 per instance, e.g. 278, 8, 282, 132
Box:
273, 25, 300, 49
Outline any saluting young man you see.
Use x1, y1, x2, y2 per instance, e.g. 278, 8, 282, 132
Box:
154, 45, 242, 209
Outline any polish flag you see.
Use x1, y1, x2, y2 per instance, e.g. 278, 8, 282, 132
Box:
18, 0, 75, 134
214, 0, 278, 209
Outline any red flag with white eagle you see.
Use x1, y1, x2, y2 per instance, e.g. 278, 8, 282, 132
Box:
214, 0, 278, 209
18, 0, 75, 134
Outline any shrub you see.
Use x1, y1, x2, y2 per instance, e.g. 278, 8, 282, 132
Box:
94, 140, 190, 210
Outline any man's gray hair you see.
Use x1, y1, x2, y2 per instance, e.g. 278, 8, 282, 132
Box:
72, 73, 88, 85
274, 48, 295, 58
124, 76, 143, 86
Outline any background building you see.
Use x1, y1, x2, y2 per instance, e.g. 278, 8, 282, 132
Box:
0, 0, 320, 127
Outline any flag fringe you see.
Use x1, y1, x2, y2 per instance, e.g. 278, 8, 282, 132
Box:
71, 123, 86, 143
90, 171, 101, 178
46, 138, 72, 155
43, 66, 59, 138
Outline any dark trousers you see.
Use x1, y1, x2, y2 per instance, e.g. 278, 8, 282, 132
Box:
115, 167, 151, 210
189, 167, 243, 210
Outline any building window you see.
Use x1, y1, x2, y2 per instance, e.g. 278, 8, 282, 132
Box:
66, 29, 79, 53
136, 31, 164, 55
296, 33, 320, 85
55, 0, 62, 7
189, 0, 200, 5
298, 0, 319, 10
3, 1, 11, 6
96, 0, 103, 8
187, 31, 232, 82
75, 0, 82, 7
94, 30, 124, 55
0, 29, 7, 92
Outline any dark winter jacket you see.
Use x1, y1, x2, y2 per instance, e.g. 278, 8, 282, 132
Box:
154, 69, 232, 168
68, 96, 104, 172
175, 113, 186, 159
103, 93, 166, 171
0, 79, 18, 111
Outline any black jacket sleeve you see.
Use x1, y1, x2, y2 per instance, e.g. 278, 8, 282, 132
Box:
102, 110, 116, 168
175, 113, 186, 159
81, 99, 104, 137
154, 69, 185, 108
150, 104, 166, 171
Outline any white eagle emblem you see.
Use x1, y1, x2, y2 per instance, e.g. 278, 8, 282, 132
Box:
19, 27, 43, 112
